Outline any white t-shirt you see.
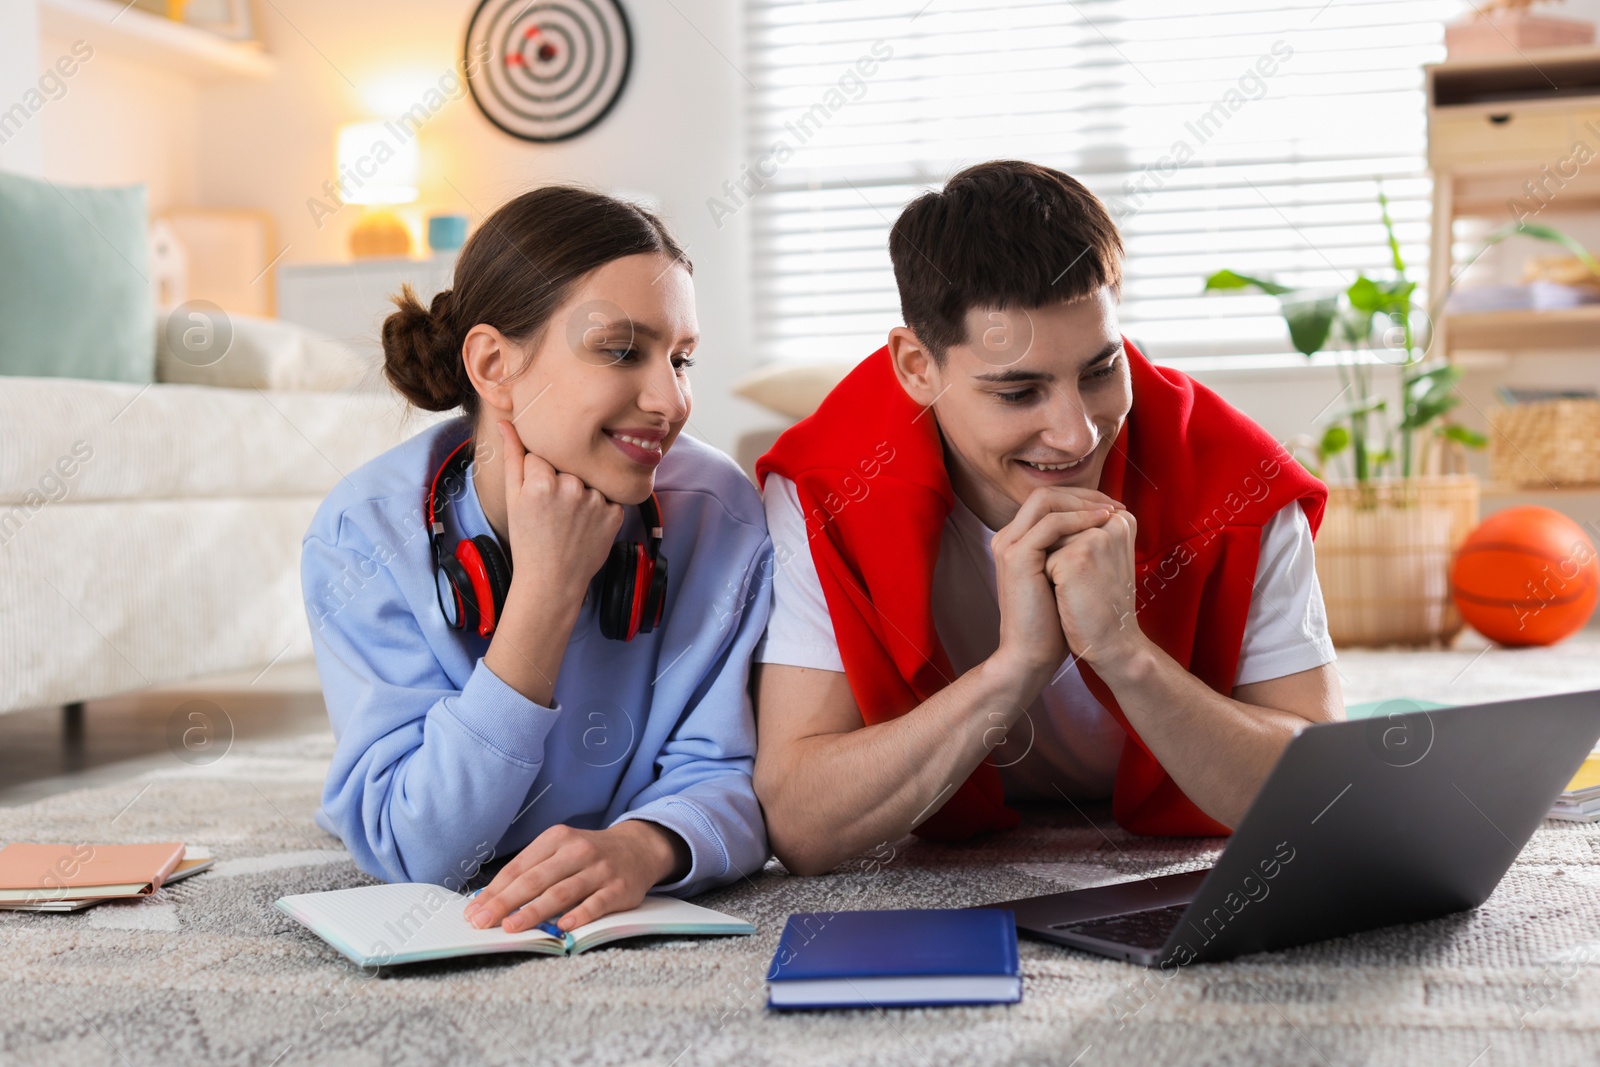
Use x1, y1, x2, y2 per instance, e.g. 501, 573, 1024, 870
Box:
754, 474, 1336, 802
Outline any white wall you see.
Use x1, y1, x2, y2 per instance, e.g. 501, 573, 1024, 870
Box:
0, 0, 43, 176
37, 32, 199, 211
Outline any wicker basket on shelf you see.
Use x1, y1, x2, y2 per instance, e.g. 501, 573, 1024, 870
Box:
1489, 399, 1600, 488
1313, 475, 1480, 647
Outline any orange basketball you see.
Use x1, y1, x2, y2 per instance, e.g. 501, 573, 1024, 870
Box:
1450, 506, 1599, 647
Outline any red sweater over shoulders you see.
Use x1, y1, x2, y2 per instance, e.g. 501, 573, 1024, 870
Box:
757, 339, 1327, 839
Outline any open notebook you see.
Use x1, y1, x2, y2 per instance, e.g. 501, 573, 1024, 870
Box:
277, 882, 755, 967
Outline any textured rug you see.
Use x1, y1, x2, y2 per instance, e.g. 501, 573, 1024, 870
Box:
4, 635, 1600, 1067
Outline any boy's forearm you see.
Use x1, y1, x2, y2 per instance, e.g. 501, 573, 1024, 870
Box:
763, 656, 1044, 874
1090, 637, 1315, 828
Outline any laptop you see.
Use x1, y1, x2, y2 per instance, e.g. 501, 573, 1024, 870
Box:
987, 689, 1600, 968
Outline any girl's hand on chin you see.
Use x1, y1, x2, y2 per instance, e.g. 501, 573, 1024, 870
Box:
498, 420, 623, 603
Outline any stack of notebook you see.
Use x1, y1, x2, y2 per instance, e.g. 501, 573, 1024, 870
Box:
1550, 753, 1600, 824
0, 841, 213, 911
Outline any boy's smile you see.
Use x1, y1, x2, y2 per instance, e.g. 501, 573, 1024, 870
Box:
892, 287, 1131, 531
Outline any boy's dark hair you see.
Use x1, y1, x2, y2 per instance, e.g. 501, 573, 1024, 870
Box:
888, 160, 1123, 361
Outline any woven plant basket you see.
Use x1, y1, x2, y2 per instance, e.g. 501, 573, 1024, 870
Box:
1313, 475, 1480, 647
1489, 399, 1600, 488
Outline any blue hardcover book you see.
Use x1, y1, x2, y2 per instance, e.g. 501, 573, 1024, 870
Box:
766, 908, 1021, 1009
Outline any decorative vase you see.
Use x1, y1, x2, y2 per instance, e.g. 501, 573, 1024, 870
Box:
427, 214, 469, 253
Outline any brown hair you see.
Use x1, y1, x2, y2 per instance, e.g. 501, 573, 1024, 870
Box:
888, 160, 1123, 361
382, 186, 690, 416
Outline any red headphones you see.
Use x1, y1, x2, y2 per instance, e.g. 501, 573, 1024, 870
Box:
426, 438, 668, 642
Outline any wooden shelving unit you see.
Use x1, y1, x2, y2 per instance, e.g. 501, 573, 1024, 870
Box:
39, 0, 275, 82
1427, 46, 1600, 358
1426, 47, 1600, 501
1444, 305, 1600, 352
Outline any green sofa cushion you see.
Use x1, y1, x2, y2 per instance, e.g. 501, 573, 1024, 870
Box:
0, 171, 154, 383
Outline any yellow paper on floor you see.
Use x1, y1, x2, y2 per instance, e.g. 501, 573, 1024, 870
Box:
1567, 754, 1600, 794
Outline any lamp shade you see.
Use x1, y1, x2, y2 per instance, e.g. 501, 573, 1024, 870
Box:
336, 122, 419, 206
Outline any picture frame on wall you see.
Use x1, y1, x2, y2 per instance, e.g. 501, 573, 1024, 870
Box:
182, 0, 256, 42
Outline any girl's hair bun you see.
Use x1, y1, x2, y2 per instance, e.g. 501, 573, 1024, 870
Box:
381, 284, 469, 412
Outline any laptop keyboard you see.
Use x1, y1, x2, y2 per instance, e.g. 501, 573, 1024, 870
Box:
1050, 903, 1189, 950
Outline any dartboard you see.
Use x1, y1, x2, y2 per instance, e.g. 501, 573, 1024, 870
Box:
464, 0, 633, 143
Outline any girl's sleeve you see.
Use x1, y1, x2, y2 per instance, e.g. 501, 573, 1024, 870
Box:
610, 535, 775, 898
302, 528, 560, 888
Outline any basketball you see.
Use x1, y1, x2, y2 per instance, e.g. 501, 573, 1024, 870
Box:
1450, 506, 1599, 646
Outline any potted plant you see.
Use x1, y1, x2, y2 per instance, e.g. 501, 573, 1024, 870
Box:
1204, 200, 1596, 646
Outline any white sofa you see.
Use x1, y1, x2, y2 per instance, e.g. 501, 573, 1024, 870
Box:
0, 314, 445, 715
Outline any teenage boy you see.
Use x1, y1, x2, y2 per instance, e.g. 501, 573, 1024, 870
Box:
752, 160, 1342, 875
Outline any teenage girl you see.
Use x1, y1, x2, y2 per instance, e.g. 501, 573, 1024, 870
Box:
300, 187, 771, 934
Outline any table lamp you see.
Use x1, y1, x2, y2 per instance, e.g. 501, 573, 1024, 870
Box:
337, 122, 419, 258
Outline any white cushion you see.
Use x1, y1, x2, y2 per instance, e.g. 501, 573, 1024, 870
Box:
155, 309, 379, 392
732, 361, 856, 421
0, 377, 449, 505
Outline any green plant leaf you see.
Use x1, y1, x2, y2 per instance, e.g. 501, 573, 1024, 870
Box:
1415, 379, 1458, 409
1330, 396, 1387, 421
1202, 270, 1335, 356
1347, 276, 1416, 315
1346, 276, 1382, 313
1318, 424, 1351, 458
1337, 305, 1375, 347
1379, 186, 1407, 278
1441, 423, 1488, 449
1402, 364, 1461, 425
1204, 269, 1293, 295
1280, 292, 1339, 356
1401, 393, 1461, 430
1405, 363, 1461, 388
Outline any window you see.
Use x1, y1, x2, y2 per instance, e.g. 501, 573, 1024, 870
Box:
742, 0, 1466, 366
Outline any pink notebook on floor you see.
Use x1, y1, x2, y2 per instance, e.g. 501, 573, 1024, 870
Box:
0, 842, 185, 897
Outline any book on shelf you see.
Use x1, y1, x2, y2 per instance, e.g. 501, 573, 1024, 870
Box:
1447, 282, 1600, 314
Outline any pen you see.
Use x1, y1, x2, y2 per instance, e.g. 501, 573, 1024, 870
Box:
465, 890, 568, 940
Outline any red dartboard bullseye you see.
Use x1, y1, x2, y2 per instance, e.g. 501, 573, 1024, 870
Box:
464, 0, 633, 143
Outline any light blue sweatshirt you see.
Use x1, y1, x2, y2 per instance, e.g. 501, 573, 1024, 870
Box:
300, 415, 772, 897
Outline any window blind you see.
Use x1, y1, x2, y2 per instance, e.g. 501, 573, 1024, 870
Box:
741, 0, 1467, 365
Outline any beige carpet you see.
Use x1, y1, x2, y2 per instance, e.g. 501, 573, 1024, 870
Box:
4, 634, 1600, 1066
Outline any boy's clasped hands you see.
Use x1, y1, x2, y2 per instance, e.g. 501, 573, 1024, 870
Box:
989, 485, 1146, 690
